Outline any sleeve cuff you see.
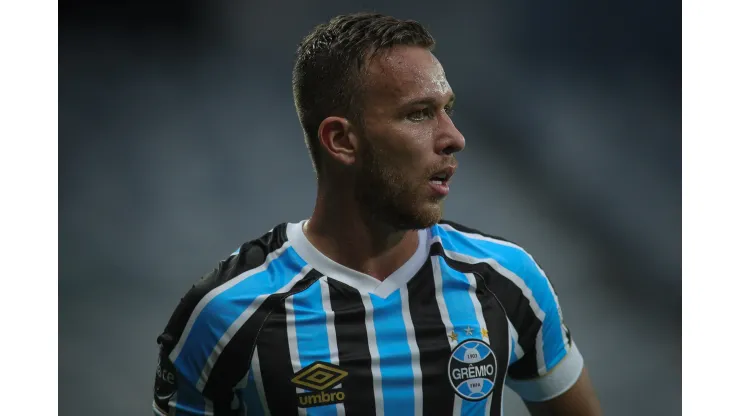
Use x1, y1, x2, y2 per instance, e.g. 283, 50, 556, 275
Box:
152, 402, 168, 416
505, 341, 585, 402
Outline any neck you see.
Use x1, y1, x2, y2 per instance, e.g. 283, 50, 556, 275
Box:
304, 183, 420, 282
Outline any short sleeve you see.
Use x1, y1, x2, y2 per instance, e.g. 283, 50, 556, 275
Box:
504, 252, 584, 402
152, 286, 243, 416
151, 236, 296, 415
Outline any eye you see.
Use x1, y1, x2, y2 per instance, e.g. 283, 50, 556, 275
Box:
444, 105, 455, 117
407, 109, 428, 122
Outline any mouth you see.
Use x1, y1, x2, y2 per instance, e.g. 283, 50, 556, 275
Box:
428, 165, 456, 196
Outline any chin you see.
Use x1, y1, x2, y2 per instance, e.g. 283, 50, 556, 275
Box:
391, 204, 444, 230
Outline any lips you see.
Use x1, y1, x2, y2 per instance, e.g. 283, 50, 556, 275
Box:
429, 165, 456, 184
428, 165, 456, 196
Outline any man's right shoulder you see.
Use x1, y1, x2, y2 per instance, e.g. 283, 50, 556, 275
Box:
192, 223, 291, 294
153, 222, 324, 404
157, 222, 294, 347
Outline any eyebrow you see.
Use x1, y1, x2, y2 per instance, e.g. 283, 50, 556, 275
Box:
401, 93, 456, 108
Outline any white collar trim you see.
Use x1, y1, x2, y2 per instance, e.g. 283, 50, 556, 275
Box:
286, 220, 430, 298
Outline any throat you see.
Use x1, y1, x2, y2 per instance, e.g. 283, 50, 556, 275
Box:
303, 219, 421, 282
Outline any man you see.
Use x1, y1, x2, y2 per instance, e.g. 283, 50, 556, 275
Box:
152, 12, 601, 416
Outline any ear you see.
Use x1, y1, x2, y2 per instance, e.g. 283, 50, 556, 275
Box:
317, 116, 359, 167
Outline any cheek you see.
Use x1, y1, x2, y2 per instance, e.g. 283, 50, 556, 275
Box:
367, 124, 432, 172
387, 126, 433, 159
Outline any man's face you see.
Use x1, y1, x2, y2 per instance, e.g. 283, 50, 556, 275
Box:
353, 46, 466, 230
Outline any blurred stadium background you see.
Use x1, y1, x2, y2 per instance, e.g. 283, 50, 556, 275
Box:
59, 1, 680, 414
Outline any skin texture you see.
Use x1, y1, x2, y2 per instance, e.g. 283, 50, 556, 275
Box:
303, 44, 601, 415
354, 46, 464, 230
305, 45, 464, 281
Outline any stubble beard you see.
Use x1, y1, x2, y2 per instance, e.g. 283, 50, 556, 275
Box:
355, 142, 443, 231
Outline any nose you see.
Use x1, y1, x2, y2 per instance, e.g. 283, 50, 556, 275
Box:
436, 113, 466, 156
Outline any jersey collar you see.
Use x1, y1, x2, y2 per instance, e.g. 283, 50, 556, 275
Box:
286, 220, 430, 298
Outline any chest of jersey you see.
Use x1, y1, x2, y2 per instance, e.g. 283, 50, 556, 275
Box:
250, 258, 512, 416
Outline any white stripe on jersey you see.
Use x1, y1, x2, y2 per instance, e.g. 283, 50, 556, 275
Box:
431, 256, 457, 349
234, 345, 271, 416
463, 272, 497, 416
196, 264, 314, 392
452, 395, 463, 416
536, 264, 569, 350
438, 224, 569, 355
168, 392, 178, 415
252, 346, 271, 416
505, 342, 584, 402
431, 256, 462, 413
361, 293, 384, 416
437, 224, 522, 250
151, 400, 169, 416
508, 319, 526, 361
433, 237, 550, 375
463, 272, 491, 344
319, 278, 346, 416
502, 314, 512, 416
399, 285, 424, 416
319, 278, 341, 367
432, 235, 547, 323
252, 348, 270, 416
285, 294, 308, 416
170, 241, 292, 364
535, 330, 546, 375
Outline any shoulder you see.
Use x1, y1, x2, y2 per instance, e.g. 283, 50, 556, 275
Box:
183, 223, 293, 307
155, 222, 324, 397
432, 219, 559, 306
158, 222, 303, 349
433, 219, 541, 276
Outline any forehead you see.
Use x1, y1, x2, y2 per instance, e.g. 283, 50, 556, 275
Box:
362, 46, 451, 106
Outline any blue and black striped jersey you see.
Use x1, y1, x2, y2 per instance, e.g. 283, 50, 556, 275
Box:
152, 220, 584, 416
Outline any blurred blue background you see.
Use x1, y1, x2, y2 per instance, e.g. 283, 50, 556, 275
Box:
59, 1, 680, 414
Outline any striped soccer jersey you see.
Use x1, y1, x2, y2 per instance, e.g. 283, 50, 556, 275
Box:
152, 220, 584, 416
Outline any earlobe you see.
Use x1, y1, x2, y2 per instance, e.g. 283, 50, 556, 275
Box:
318, 116, 357, 166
